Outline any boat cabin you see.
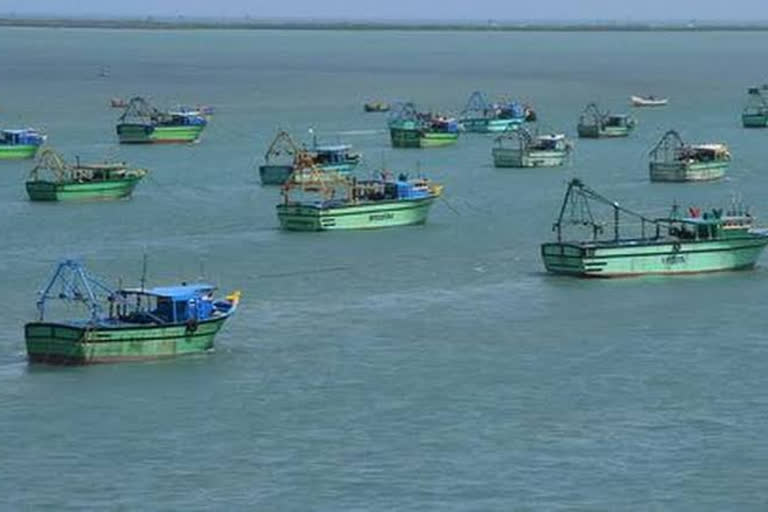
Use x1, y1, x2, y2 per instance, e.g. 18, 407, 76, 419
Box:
114, 284, 230, 325
604, 115, 632, 128
493, 101, 526, 120
159, 112, 207, 127
669, 208, 752, 241
1, 129, 45, 146
354, 176, 433, 202
677, 144, 730, 163
312, 144, 359, 165
427, 116, 460, 133
530, 134, 568, 151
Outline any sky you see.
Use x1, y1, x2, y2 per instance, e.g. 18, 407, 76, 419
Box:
1, 0, 768, 22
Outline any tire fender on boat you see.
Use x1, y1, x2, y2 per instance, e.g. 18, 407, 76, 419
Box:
186, 318, 198, 334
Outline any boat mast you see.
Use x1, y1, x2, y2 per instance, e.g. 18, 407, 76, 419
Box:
553, 179, 659, 243
263, 130, 301, 164
36, 260, 117, 323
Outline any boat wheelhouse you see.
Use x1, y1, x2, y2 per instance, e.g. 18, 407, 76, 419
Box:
310, 143, 361, 173
742, 87, 768, 128
116, 96, 207, 144
541, 179, 768, 277
577, 103, 635, 138
492, 128, 571, 168
25, 148, 148, 201
0, 128, 46, 160
25, 260, 240, 364
649, 130, 730, 182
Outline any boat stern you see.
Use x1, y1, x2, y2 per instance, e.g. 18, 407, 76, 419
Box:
541, 243, 595, 276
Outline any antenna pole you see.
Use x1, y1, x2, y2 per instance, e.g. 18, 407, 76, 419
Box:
140, 251, 147, 292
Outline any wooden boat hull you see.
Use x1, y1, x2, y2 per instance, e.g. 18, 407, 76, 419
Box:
742, 113, 768, 128
277, 196, 436, 231
492, 148, 568, 168
419, 131, 459, 148
26, 176, 144, 201
577, 124, 632, 138
390, 127, 459, 148
649, 161, 728, 182
25, 316, 230, 365
460, 118, 522, 133
0, 144, 41, 160
116, 123, 205, 144
541, 236, 768, 278
390, 127, 422, 148
259, 164, 295, 185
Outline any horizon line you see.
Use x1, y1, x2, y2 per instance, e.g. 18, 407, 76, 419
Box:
3, 16, 768, 32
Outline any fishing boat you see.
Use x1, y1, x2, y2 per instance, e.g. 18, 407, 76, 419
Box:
0, 128, 46, 160
649, 130, 730, 182
364, 101, 390, 112
258, 130, 362, 185
25, 148, 148, 201
742, 87, 768, 128
116, 96, 207, 144
630, 95, 669, 107
541, 179, 768, 278
388, 102, 460, 148
459, 91, 527, 133
492, 128, 572, 168
577, 103, 636, 138
276, 154, 443, 231
25, 260, 240, 365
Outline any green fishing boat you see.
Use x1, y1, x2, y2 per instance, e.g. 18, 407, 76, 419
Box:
388, 102, 460, 148
742, 86, 768, 128
116, 97, 207, 144
492, 128, 571, 168
541, 179, 768, 278
577, 103, 635, 138
276, 161, 442, 231
459, 91, 528, 133
25, 149, 147, 201
25, 260, 240, 365
649, 130, 729, 182
0, 129, 46, 160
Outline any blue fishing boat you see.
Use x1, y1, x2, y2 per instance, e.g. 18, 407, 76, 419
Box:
0, 129, 46, 160
25, 259, 241, 365
258, 130, 362, 186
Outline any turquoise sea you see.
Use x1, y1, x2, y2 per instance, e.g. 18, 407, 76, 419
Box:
3, 27, 768, 509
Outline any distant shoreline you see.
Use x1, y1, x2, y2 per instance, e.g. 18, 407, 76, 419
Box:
2, 17, 768, 32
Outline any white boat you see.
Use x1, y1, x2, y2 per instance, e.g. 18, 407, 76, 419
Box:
631, 95, 668, 107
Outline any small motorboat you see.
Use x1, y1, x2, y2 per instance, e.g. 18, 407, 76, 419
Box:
110, 97, 127, 108
630, 95, 668, 107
